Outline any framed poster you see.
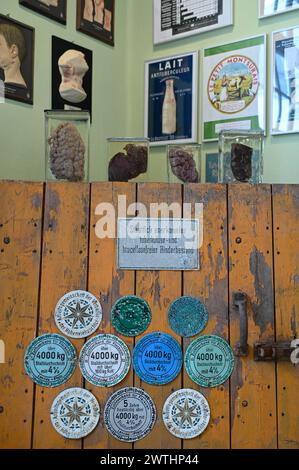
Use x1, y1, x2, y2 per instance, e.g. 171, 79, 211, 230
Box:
0, 15, 34, 105
153, 0, 233, 45
19, 0, 67, 25
144, 51, 198, 146
259, 0, 299, 19
76, 0, 115, 46
271, 26, 299, 135
202, 35, 266, 142
52, 36, 93, 118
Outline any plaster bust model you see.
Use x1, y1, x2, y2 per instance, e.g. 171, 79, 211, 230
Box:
0, 23, 27, 88
83, 0, 94, 22
58, 49, 89, 104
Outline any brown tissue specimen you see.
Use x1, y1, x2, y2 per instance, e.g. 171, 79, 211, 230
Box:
48, 123, 86, 181
231, 143, 252, 182
108, 144, 148, 182
169, 148, 199, 183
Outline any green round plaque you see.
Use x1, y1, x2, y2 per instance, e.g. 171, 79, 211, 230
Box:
185, 335, 235, 388
111, 296, 152, 337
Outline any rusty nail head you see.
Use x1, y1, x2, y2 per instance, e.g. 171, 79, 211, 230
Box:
236, 237, 242, 244
0, 406, 4, 413
3, 237, 10, 245
242, 400, 248, 407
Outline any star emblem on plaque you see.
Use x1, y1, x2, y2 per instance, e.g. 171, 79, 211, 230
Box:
51, 388, 100, 439
163, 389, 210, 439
54, 290, 102, 339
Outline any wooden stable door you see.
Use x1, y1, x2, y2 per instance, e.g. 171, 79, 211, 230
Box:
0, 182, 298, 449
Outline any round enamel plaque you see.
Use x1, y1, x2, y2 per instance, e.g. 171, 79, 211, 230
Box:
51, 388, 100, 439
111, 295, 152, 337
79, 334, 131, 387
104, 387, 156, 442
185, 335, 235, 388
24, 334, 76, 388
163, 389, 210, 439
54, 290, 102, 339
168, 296, 209, 337
132, 332, 183, 385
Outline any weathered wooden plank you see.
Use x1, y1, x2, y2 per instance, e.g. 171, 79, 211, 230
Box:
83, 182, 136, 450
32, 182, 90, 449
183, 184, 230, 449
229, 185, 277, 449
0, 182, 43, 449
134, 183, 182, 450
272, 185, 299, 449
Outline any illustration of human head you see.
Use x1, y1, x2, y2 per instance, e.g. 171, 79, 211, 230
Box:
0, 22, 27, 87
58, 49, 89, 104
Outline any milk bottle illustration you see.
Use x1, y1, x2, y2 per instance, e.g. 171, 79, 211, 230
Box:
162, 79, 177, 135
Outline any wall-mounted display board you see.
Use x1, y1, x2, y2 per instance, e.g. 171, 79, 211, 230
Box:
271, 25, 299, 135
153, 0, 233, 45
76, 0, 115, 46
19, 0, 67, 24
52, 36, 93, 118
144, 51, 198, 146
259, 0, 299, 19
0, 14, 35, 105
202, 35, 266, 142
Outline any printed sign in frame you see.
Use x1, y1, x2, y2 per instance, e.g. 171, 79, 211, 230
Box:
153, 0, 234, 45
144, 51, 198, 146
259, 0, 299, 19
202, 35, 266, 142
271, 25, 299, 135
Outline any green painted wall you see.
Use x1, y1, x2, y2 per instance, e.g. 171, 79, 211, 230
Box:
126, 0, 299, 184
0, 0, 129, 181
0, 0, 298, 183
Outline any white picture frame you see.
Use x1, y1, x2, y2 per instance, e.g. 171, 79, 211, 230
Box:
144, 51, 198, 146
259, 0, 299, 19
202, 34, 267, 142
271, 25, 299, 135
153, 0, 234, 45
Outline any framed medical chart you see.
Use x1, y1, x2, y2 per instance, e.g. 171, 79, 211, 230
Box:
271, 26, 299, 135
259, 0, 299, 19
153, 0, 233, 45
202, 35, 266, 142
144, 51, 198, 146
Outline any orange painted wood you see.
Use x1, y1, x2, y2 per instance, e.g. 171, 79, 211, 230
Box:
83, 182, 136, 449
134, 183, 183, 450
272, 185, 299, 449
32, 182, 90, 449
228, 185, 277, 449
0, 182, 43, 449
183, 184, 230, 449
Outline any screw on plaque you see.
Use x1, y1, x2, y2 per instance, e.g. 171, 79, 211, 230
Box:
233, 292, 248, 357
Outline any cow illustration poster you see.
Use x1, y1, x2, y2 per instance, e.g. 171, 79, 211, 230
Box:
202, 35, 266, 141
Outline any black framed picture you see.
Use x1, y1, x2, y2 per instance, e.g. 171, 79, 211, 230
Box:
76, 0, 114, 46
0, 14, 34, 105
19, 0, 67, 25
52, 36, 93, 118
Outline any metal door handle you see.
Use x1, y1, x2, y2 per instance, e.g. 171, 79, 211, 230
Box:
233, 292, 249, 357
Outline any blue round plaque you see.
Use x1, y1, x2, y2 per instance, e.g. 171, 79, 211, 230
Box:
168, 296, 209, 337
24, 334, 77, 388
132, 332, 183, 385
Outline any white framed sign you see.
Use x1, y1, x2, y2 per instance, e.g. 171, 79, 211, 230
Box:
144, 51, 198, 146
259, 0, 299, 18
153, 0, 233, 45
202, 35, 266, 142
271, 26, 299, 135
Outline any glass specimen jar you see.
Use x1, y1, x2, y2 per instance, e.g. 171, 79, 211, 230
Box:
45, 110, 90, 182
218, 130, 264, 184
167, 144, 201, 184
107, 138, 149, 183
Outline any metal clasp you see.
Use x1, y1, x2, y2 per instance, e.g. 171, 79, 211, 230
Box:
233, 292, 249, 357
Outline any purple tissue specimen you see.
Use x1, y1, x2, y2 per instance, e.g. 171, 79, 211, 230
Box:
169, 149, 199, 183
231, 143, 252, 182
108, 144, 148, 182
48, 122, 86, 182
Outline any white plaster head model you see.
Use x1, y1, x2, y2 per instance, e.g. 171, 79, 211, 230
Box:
0, 22, 27, 87
58, 49, 89, 104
